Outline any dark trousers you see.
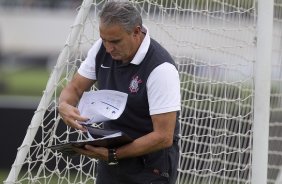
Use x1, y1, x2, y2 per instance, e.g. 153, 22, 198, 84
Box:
96, 142, 179, 184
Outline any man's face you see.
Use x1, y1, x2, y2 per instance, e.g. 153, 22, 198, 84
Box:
99, 23, 138, 62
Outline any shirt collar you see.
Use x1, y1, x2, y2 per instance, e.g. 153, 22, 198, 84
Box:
130, 25, 150, 65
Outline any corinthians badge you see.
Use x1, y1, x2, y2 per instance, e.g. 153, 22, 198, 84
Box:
129, 75, 142, 93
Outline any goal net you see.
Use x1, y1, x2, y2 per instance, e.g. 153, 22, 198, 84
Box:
4, 0, 282, 183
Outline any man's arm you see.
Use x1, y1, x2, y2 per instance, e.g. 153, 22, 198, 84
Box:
75, 111, 177, 162
116, 111, 177, 158
58, 73, 96, 131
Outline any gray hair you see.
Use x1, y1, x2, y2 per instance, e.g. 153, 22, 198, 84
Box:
99, 1, 142, 33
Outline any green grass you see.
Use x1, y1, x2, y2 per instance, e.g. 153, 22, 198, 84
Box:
0, 169, 9, 183
0, 68, 50, 96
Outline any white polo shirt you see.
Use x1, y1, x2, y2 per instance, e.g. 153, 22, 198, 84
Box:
78, 27, 181, 115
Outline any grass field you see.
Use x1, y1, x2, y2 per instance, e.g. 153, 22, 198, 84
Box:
0, 68, 49, 183
0, 169, 9, 183
0, 67, 50, 97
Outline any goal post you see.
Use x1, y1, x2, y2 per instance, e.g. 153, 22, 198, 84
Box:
4, 0, 282, 184
4, 0, 94, 183
252, 0, 273, 183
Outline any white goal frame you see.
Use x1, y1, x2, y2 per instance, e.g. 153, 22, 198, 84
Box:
252, 0, 273, 183
5, 0, 94, 183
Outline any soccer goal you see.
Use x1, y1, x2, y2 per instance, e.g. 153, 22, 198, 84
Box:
4, 0, 282, 183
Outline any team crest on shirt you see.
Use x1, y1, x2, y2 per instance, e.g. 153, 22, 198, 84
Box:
129, 75, 142, 93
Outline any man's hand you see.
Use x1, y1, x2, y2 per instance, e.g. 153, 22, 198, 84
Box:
72, 145, 108, 161
58, 73, 95, 131
58, 102, 88, 131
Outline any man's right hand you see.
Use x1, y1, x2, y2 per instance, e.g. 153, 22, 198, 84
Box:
58, 102, 88, 132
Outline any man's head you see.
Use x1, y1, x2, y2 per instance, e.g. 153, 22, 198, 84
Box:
99, 1, 142, 33
99, 1, 144, 62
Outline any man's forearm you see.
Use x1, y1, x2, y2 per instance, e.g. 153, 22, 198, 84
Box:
59, 85, 81, 107
59, 73, 95, 107
116, 130, 174, 160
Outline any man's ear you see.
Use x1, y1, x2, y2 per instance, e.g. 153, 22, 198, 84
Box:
133, 26, 142, 36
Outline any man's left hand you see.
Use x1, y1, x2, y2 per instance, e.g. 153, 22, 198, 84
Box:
72, 145, 108, 161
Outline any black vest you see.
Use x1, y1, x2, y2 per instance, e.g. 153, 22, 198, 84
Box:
95, 38, 179, 140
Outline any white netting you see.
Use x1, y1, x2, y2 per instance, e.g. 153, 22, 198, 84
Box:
5, 0, 282, 183
268, 0, 282, 184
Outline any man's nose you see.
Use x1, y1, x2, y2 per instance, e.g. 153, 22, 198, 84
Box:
104, 42, 114, 53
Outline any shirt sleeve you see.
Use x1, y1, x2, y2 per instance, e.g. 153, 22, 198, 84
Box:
147, 62, 181, 115
78, 39, 102, 80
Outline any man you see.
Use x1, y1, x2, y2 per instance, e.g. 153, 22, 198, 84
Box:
58, 1, 181, 184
